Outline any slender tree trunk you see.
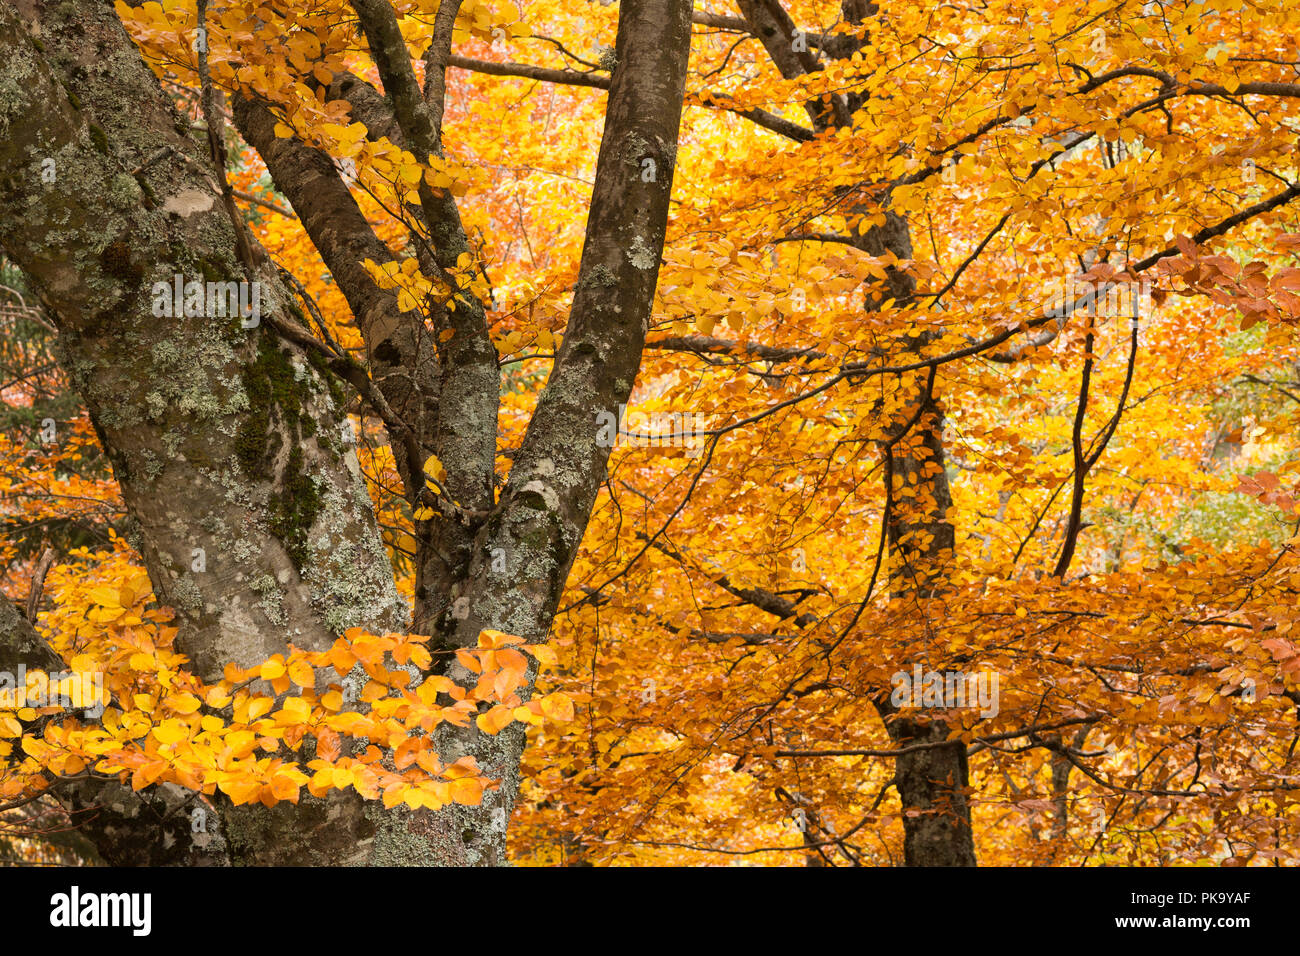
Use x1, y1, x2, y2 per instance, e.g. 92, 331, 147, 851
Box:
769, 0, 976, 865
852, 209, 976, 866
395, 0, 696, 864
872, 377, 976, 866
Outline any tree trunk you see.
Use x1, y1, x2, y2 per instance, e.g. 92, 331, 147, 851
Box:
873, 382, 976, 866
821, 0, 975, 867
0, 0, 694, 864
876, 704, 978, 867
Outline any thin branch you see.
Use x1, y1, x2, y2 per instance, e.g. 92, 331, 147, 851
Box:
447, 54, 611, 89
24, 549, 55, 624
233, 189, 293, 219
774, 716, 1103, 758
421, 0, 465, 139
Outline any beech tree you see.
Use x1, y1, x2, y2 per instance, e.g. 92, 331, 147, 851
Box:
0, 0, 693, 864
4, 0, 1300, 869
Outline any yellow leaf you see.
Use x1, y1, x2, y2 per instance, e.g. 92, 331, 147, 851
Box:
449, 776, 483, 805
332, 766, 355, 790
525, 644, 558, 668
171, 694, 202, 715
222, 779, 261, 805
152, 719, 188, 745
205, 686, 232, 708
270, 774, 300, 801
476, 704, 514, 735
280, 696, 311, 722
226, 730, 257, 756
539, 693, 574, 722
425, 169, 454, 189
88, 587, 122, 609
260, 660, 286, 680
479, 629, 524, 649
288, 659, 315, 688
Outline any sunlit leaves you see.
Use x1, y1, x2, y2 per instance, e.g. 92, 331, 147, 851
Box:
0, 559, 568, 811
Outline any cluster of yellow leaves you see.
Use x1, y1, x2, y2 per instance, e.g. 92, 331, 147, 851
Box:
1, 550, 574, 812
493, 325, 561, 359
361, 248, 489, 316
398, 0, 527, 45
363, 256, 449, 314
0, 421, 119, 538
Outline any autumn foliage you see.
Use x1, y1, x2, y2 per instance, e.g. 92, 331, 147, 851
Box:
4, 0, 1300, 866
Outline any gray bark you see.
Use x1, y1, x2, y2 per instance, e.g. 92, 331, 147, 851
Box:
0, 0, 693, 865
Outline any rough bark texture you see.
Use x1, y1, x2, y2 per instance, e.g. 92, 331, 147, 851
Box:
867, 288, 975, 866
878, 416, 976, 866
0, 0, 417, 864
386, 0, 696, 865
231, 92, 442, 501
0, 0, 693, 865
343, 0, 501, 647
875, 702, 977, 866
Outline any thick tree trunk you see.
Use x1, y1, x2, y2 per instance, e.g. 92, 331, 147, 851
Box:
870, 365, 975, 866
0, 0, 411, 864
0, 0, 693, 864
